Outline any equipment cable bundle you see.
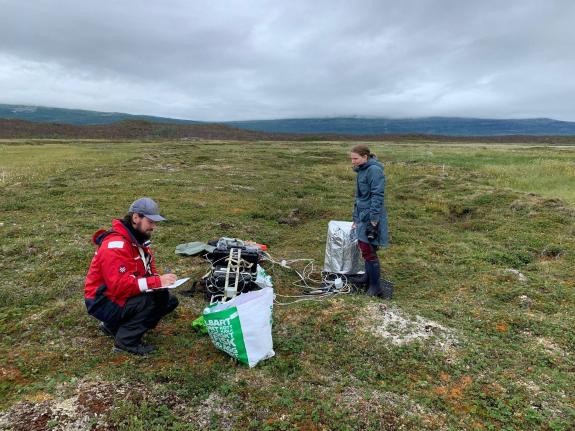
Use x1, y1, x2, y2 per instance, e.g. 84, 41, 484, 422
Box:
261, 251, 355, 305
188, 220, 375, 305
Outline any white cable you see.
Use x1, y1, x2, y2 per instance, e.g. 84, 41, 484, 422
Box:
262, 251, 355, 305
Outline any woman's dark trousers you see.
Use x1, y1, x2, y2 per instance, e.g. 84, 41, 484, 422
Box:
358, 240, 392, 299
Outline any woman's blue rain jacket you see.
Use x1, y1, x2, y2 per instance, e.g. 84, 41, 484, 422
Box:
352, 156, 389, 246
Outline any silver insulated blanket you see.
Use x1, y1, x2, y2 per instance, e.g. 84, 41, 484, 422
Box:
323, 220, 363, 274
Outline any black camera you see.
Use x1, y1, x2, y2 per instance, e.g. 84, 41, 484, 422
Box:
366, 222, 379, 241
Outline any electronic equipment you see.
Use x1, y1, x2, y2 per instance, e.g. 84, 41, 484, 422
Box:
204, 237, 263, 301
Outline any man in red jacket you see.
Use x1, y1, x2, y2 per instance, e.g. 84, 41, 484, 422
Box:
85, 197, 179, 355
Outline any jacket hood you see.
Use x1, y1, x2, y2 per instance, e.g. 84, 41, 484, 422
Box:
111, 219, 133, 241
92, 220, 139, 246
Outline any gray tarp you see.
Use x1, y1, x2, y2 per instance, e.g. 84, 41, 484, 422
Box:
175, 241, 215, 256
323, 221, 363, 274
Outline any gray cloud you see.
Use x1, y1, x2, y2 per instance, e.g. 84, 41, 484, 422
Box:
0, 0, 574, 121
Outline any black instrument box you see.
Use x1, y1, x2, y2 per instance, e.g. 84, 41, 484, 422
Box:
207, 246, 260, 273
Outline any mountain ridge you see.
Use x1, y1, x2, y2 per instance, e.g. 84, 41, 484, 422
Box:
0, 103, 201, 126
227, 116, 575, 136
2, 118, 575, 144
1, 103, 575, 136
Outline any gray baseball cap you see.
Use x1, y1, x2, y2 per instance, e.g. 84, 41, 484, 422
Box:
128, 197, 167, 222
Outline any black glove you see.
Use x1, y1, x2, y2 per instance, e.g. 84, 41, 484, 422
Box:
366, 222, 379, 241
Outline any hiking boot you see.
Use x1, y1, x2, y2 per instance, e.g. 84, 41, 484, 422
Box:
366, 285, 384, 297
365, 261, 387, 298
367, 278, 394, 300
99, 322, 117, 338
112, 343, 157, 356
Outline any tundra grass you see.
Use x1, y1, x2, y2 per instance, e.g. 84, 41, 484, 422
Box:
0, 140, 574, 430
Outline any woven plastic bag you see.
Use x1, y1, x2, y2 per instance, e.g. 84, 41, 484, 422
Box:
255, 265, 273, 289
203, 288, 275, 367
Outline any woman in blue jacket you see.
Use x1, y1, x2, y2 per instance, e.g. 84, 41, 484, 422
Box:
351, 144, 392, 299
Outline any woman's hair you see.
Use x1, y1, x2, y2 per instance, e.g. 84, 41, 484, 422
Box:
351, 144, 376, 158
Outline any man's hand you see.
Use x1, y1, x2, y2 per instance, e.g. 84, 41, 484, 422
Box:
160, 273, 178, 287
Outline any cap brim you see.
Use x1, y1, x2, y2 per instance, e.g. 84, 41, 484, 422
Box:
145, 214, 167, 222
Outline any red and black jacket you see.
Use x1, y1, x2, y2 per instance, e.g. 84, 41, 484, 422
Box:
84, 219, 163, 322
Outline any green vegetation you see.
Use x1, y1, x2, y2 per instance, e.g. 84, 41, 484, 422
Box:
0, 140, 574, 430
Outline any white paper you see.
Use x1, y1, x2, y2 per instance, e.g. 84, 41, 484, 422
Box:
162, 277, 191, 289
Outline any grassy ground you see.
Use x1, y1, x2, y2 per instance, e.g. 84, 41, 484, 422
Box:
0, 139, 574, 430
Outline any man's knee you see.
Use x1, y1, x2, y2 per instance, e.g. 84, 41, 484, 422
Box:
150, 290, 178, 313
123, 293, 156, 319
168, 295, 180, 310
167, 295, 179, 313
124, 292, 178, 323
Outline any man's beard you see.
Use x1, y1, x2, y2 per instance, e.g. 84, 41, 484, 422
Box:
133, 220, 152, 242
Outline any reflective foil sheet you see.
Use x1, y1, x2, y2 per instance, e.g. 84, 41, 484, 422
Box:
323, 220, 363, 274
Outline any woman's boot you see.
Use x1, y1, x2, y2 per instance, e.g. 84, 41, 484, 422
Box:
366, 261, 393, 299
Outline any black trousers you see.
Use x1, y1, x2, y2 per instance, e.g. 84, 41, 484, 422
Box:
113, 290, 179, 347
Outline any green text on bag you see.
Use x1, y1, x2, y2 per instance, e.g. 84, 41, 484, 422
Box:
203, 306, 249, 365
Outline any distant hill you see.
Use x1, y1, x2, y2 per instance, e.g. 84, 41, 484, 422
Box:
0, 104, 201, 126
2, 103, 575, 137
0, 119, 288, 140
227, 117, 575, 136
2, 118, 575, 144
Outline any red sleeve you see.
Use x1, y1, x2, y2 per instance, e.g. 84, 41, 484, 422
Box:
98, 239, 162, 302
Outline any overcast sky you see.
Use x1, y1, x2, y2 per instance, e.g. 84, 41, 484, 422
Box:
1, 0, 574, 121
